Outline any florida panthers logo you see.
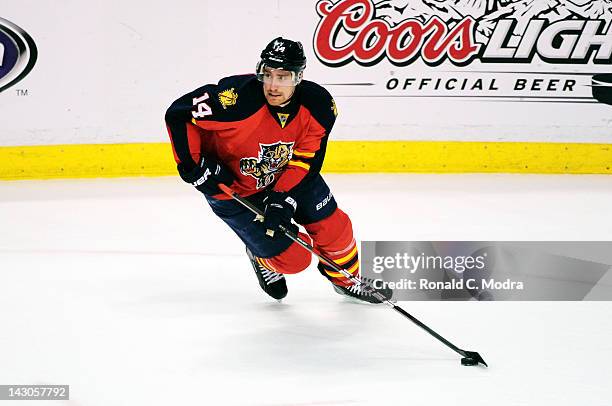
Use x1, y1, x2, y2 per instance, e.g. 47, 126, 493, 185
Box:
240, 141, 294, 189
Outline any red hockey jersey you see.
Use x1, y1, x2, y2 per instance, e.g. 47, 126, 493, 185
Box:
165, 74, 337, 198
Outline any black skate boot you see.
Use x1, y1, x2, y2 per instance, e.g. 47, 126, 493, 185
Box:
332, 277, 393, 304
246, 247, 288, 300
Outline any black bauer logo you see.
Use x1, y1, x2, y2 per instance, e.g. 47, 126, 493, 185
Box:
0, 17, 37, 93
313, 0, 612, 67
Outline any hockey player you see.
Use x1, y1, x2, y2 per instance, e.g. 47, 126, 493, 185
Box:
165, 37, 391, 303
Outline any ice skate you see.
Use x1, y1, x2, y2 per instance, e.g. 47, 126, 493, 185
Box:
246, 247, 288, 301
332, 277, 393, 304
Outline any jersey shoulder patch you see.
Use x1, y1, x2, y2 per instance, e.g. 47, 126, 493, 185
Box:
299, 80, 337, 131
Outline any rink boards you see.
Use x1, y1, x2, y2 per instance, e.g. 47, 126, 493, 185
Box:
1, 141, 611, 180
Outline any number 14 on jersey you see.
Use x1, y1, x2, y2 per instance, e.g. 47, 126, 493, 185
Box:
192, 93, 212, 119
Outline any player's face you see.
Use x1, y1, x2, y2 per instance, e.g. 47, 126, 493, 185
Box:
262, 68, 296, 106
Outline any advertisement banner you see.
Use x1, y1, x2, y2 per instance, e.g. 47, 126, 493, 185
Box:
1, 1, 611, 146
312, 0, 612, 102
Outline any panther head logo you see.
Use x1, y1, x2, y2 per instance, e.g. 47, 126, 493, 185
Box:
240, 141, 294, 189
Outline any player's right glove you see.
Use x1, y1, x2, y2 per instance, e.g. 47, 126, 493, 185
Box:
262, 191, 298, 239
177, 156, 234, 196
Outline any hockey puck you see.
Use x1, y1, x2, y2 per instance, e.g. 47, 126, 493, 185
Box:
461, 357, 478, 366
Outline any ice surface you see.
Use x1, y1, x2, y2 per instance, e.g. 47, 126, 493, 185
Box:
1, 174, 611, 405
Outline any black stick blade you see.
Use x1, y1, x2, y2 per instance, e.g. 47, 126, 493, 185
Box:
461, 351, 488, 367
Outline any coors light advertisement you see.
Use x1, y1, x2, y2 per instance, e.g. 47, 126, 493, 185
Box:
312, 0, 612, 104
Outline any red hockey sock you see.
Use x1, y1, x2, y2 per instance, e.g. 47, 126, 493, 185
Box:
304, 208, 359, 287
256, 232, 313, 274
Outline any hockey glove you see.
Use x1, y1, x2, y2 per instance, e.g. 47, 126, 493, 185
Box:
177, 157, 234, 196
263, 191, 298, 239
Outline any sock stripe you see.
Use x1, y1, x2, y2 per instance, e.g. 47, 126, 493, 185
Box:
327, 239, 357, 258
321, 255, 358, 273
257, 257, 278, 273
334, 244, 358, 265
325, 261, 359, 278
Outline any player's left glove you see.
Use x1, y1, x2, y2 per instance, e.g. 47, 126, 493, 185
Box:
263, 191, 298, 239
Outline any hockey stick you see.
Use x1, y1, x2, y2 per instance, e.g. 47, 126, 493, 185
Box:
219, 184, 488, 367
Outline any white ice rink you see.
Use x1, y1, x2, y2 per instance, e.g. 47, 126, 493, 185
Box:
1, 174, 611, 406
